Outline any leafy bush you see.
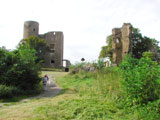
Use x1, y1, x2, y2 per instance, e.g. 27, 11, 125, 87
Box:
0, 45, 41, 93
142, 52, 154, 59
99, 35, 112, 62
70, 62, 87, 69
119, 55, 160, 105
0, 85, 21, 98
38, 65, 159, 119
19, 36, 49, 63
95, 58, 105, 70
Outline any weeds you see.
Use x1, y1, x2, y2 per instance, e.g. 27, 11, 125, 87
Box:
1, 60, 160, 119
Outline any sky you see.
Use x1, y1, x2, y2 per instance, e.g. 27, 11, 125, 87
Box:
0, 0, 160, 63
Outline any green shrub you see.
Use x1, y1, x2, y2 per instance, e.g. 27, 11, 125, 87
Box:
0, 85, 21, 98
95, 58, 105, 70
142, 52, 154, 59
119, 55, 160, 105
70, 62, 87, 69
56, 64, 160, 119
129, 100, 160, 120
0, 45, 41, 93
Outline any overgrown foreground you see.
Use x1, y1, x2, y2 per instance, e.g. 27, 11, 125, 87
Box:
55, 68, 160, 120
0, 59, 160, 120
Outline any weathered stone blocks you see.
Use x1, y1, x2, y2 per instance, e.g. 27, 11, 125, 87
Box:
112, 23, 132, 66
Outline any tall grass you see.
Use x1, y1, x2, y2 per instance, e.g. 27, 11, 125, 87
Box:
33, 66, 160, 119
1, 68, 158, 119
48, 67, 128, 119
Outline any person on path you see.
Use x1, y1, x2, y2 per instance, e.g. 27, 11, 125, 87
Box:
43, 75, 49, 91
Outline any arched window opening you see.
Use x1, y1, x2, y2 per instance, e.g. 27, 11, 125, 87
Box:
116, 39, 120, 44
50, 44, 55, 52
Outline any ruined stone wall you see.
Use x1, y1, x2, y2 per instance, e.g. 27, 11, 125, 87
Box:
121, 23, 132, 57
23, 21, 39, 39
112, 28, 122, 66
40, 32, 63, 68
112, 23, 132, 66
23, 21, 64, 68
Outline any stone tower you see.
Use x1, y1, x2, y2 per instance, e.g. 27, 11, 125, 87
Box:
112, 23, 132, 66
23, 21, 39, 39
39, 32, 63, 68
23, 21, 63, 68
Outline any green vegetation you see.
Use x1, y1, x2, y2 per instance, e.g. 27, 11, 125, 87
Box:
0, 85, 21, 98
0, 44, 42, 98
99, 26, 160, 62
131, 28, 160, 60
0, 71, 68, 119
99, 35, 112, 62
23, 61, 158, 120
120, 54, 160, 105
36, 58, 159, 119
27, 59, 158, 119
19, 36, 49, 63
0, 62, 160, 119
0, 36, 50, 99
53, 65, 159, 119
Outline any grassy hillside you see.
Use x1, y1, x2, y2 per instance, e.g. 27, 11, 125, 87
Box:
54, 68, 160, 120
0, 68, 159, 120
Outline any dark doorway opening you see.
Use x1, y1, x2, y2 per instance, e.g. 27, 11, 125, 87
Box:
51, 60, 55, 63
65, 68, 69, 72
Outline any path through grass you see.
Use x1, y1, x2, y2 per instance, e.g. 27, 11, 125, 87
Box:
0, 71, 68, 120
0, 70, 158, 120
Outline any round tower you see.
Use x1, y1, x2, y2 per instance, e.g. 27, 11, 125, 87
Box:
23, 21, 39, 39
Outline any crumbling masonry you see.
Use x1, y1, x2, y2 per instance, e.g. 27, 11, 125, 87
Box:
23, 21, 64, 68
112, 23, 132, 66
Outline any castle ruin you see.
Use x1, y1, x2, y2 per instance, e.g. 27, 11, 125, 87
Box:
23, 21, 63, 68
112, 23, 132, 66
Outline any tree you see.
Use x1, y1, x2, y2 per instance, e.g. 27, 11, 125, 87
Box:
99, 35, 112, 62
99, 25, 160, 62
19, 36, 49, 63
130, 27, 160, 60
119, 55, 160, 105
0, 45, 41, 90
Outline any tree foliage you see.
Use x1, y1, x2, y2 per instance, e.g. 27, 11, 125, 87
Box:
99, 35, 112, 62
0, 37, 49, 98
131, 28, 160, 60
19, 36, 49, 62
0, 45, 41, 91
119, 55, 160, 105
99, 25, 160, 62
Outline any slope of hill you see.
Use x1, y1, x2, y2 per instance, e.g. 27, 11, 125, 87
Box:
0, 68, 159, 120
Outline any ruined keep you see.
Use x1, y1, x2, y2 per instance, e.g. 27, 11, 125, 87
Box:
112, 23, 132, 66
23, 21, 63, 68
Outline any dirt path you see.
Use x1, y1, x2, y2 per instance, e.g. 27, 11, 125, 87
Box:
0, 72, 66, 107
21, 75, 62, 101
